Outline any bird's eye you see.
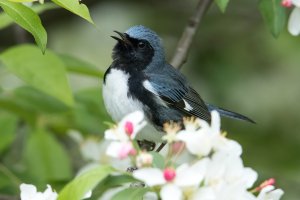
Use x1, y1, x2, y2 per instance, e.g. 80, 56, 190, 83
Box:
138, 42, 146, 49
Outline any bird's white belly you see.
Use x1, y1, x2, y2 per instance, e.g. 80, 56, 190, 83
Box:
102, 69, 143, 122
102, 68, 164, 142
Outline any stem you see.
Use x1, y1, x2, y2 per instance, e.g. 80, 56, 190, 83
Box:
0, 163, 22, 193
170, 0, 213, 69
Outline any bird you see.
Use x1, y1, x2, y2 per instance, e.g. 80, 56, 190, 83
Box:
102, 25, 254, 151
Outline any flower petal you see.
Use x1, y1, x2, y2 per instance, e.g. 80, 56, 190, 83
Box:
191, 187, 215, 200
133, 168, 165, 186
288, 7, 300, 36
292, 0, 300, 7
210, 110, 221, 135
257, 186, 284, 200
160, 184, 182, 200
175, 158, 209, 187
177, 131, 212, 156
43, 185, 58, 200
20, 184, 38, 200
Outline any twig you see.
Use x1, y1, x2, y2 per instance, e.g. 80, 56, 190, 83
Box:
170, 0, 213, 69
0, 195, 19, 200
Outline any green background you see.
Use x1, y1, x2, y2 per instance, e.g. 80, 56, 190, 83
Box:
0, 0, 299, 199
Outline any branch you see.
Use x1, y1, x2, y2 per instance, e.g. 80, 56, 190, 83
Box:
170, 0, 213, 69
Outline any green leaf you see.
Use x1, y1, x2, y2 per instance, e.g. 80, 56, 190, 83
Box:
0, 113, 18, 154
51, 0, 93, 23
111, 188, 150, 200
59, 54, 103, 78
0, 94, 36, 123
259, 0, 286, 38
0, 45, 74, 106
13, 86, 70, 113
214, 0, 229, 13
149, 152, 165, 169
24, 129, 72, 182
94, 174, 136, 197
58, 165, 113, 200
0, 0, 47, 52
8, 0, 37, 2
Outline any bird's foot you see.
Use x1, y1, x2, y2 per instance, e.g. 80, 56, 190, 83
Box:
126, 166, 138, 173
137, 140, 156, 151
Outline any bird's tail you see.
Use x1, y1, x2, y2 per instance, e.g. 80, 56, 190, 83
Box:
206, 103, 255, 124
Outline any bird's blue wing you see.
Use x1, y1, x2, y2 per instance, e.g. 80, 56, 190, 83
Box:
145, 65, 211, 121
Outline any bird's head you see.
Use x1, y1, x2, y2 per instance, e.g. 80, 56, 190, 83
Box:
111, 25, 165, 70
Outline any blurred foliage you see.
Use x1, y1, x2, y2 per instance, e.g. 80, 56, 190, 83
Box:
0, 0, 299, 199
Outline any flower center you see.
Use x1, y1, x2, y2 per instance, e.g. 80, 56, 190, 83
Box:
163, 168, 176, 182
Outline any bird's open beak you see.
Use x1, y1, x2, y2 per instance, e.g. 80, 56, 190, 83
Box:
111, 31, 133, 46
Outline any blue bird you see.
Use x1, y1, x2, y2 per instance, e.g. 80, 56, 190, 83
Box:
102, 25, 254, 151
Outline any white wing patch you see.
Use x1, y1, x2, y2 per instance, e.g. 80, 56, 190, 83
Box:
143, 80, 159, 95
183, 99, 193, 111
143, 80, 167, 107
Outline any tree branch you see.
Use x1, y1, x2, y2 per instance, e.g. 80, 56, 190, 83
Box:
170, 0, 213, 69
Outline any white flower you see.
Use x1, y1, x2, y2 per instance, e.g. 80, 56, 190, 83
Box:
257, 186, 284, 200
288, 7, 300, 35
133, 159, 209, 200
285, 0, 300, 35
136, 152, 153, 168
106, 141, 136, 159
105, 111, 146, 142
204, 150, 257, 190
20, 184, 57, 200
176, 110, 221, 157
20, 183, 92, 200
105, 111, 146, 159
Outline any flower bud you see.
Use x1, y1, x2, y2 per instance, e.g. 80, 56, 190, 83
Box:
124, 121, 134, 136
163, 168, 176, 182
136, 152, 153, 168
253, 178, 276, 192
281, 0, 292, 7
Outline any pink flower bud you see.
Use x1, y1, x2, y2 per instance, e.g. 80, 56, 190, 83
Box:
253, 178, 276, 192
129, 148, 137, 156
163, 168, 176, 182
118, 142, 135, 159
281, 0, 292, 7
124, 121, 134, 136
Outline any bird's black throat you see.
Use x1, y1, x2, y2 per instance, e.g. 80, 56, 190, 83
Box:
111, 36, 155, 74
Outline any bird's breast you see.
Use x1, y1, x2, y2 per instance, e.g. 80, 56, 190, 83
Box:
102, 68, 144, 122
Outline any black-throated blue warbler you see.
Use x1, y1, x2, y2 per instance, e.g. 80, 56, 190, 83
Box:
102, 25, 254, 151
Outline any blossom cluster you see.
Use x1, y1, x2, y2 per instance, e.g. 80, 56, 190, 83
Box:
19, 111, 284, 200
103, 111, 284, 200
282, 0, 300, 35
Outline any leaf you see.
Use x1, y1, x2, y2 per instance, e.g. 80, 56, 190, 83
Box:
0, 94, 36, 123
259, 0, 286, 38
58, 165, 113, 200
13, 86, 70, 113
0, 45, 74, 106
59, 54, 103, 78
0, 113, 18, 154
94, 174, 136, 197
0, 0, 47, 52
111, 188, 150, 200
8, 0, 36, 2
149, 152, 165, 169
214, 0, 230, 13
51, 0, 93, 23
24, 129, 72, 182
